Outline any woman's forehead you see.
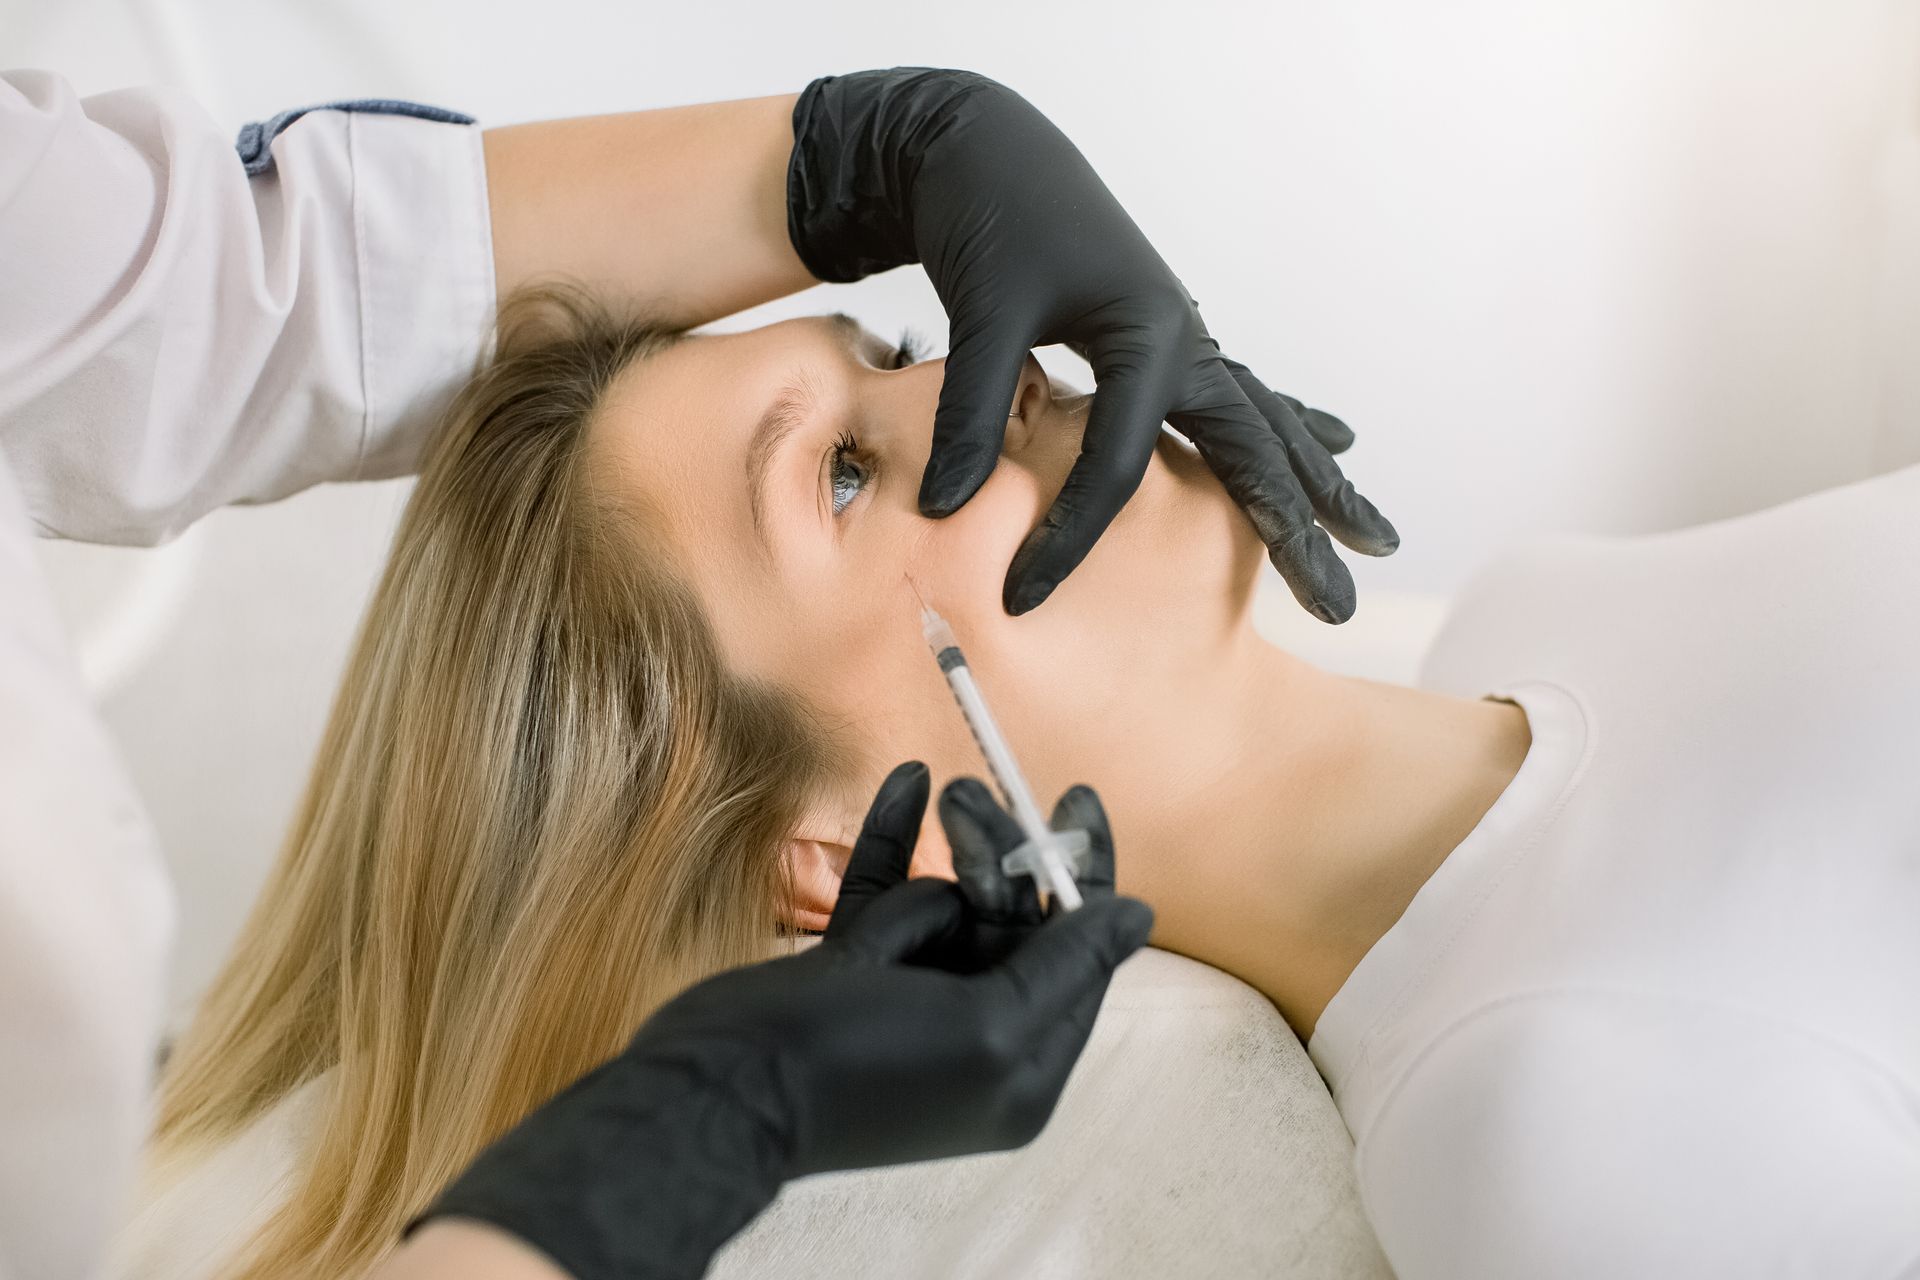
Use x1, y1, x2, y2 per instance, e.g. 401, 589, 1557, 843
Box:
599, 315, 875, 448
590, 343, 758, 601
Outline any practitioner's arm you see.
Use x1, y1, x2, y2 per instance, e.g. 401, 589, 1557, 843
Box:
0, 71, 494, 543
483, 95, 810, 327
0, 78, 810, 546
373, 1222, 567, 1280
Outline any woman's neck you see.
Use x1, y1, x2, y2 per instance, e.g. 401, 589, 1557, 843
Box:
1118, 629, 1532, 1040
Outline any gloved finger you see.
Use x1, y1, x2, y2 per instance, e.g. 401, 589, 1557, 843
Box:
831, 876, 970, 963
1002, 353, 1165, 615
1166, 370, 1358, 623
1221, 358, 1397, 557
825, 761, 931, 943
921, 318, 1038, 517
1280, 425, 1398, 558
1296, 402, 1356, 456
1221, 357, 1355, 455
986, 896, 1154, 1034
1047, 785, 1114, 903
939, 776, 1042, 924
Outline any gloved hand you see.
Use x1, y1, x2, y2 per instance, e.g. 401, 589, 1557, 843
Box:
787, 67, 1399, 620
413, 762, 1153, 1280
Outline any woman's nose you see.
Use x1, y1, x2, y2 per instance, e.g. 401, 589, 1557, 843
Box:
889, 351, 1050, 474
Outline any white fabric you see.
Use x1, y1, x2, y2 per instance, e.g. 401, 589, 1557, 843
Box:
104, 1072, 323, 1280
1310, 463, 1920, 1279
112, 949, 1392, 1280
0, 448, 172, 1280
0, 68, 493, 1279
0, 70, 495, 544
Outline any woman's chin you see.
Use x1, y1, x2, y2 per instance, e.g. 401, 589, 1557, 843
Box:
1144, 430, 1269, 628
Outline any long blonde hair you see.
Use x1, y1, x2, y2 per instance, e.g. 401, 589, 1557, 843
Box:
152, 282, 839, 1278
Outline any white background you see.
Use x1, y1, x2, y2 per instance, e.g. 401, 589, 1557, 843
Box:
11, 0, 1919, 1020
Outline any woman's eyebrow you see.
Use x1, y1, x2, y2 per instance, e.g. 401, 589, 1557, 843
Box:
743, 317, 872, 555
746, 373, 816, 556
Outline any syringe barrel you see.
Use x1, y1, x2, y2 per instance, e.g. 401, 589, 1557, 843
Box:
921, 606, 1082, 910
940, 661, 1054, 843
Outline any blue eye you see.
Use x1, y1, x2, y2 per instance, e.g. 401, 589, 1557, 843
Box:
829, 432, 870, 515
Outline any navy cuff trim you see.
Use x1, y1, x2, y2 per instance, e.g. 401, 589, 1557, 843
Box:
236, 98, 476, 176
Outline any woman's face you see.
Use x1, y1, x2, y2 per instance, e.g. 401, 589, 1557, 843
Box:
593, 315, 1267, 921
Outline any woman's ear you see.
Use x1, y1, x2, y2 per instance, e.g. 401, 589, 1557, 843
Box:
781, 835, 853, 934
778, 800, 959, 933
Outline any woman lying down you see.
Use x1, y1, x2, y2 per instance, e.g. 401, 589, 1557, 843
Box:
119, 284, 1920, 1280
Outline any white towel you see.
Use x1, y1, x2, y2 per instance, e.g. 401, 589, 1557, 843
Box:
710, 947, 1389, 1280
110, 949, 1388, 1279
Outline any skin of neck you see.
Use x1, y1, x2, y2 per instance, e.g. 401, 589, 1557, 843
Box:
1105, 623, 1532, 1041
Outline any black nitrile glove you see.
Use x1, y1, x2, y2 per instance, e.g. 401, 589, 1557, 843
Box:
414, 762, 1153, 1280
787, 67, 1399, 620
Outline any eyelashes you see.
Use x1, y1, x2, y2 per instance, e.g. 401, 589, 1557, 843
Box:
829, 431, 871, 515
829, 327, 925, 519
891, 327, 927, 369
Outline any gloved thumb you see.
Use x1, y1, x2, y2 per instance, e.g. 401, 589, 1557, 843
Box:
923, 322, 1035, 516
1046, 784, 1114, 901
940, 775, 1035, 921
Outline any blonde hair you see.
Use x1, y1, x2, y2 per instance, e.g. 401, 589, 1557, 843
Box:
152, 283, 839, 1278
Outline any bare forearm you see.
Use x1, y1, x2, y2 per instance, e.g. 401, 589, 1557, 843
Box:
482, 93, 812, 327
372, 1221, 572, 1280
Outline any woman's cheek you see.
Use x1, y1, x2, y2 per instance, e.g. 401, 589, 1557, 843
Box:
886, 437, 1258, 804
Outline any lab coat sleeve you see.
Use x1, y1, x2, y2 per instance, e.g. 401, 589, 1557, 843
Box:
0, 69, 496, 544
0, 447, 174, 1280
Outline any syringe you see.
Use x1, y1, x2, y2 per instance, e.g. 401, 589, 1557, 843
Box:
920, 604, 1088, 911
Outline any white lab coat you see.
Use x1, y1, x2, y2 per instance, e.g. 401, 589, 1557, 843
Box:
0, 69, 494, 1280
